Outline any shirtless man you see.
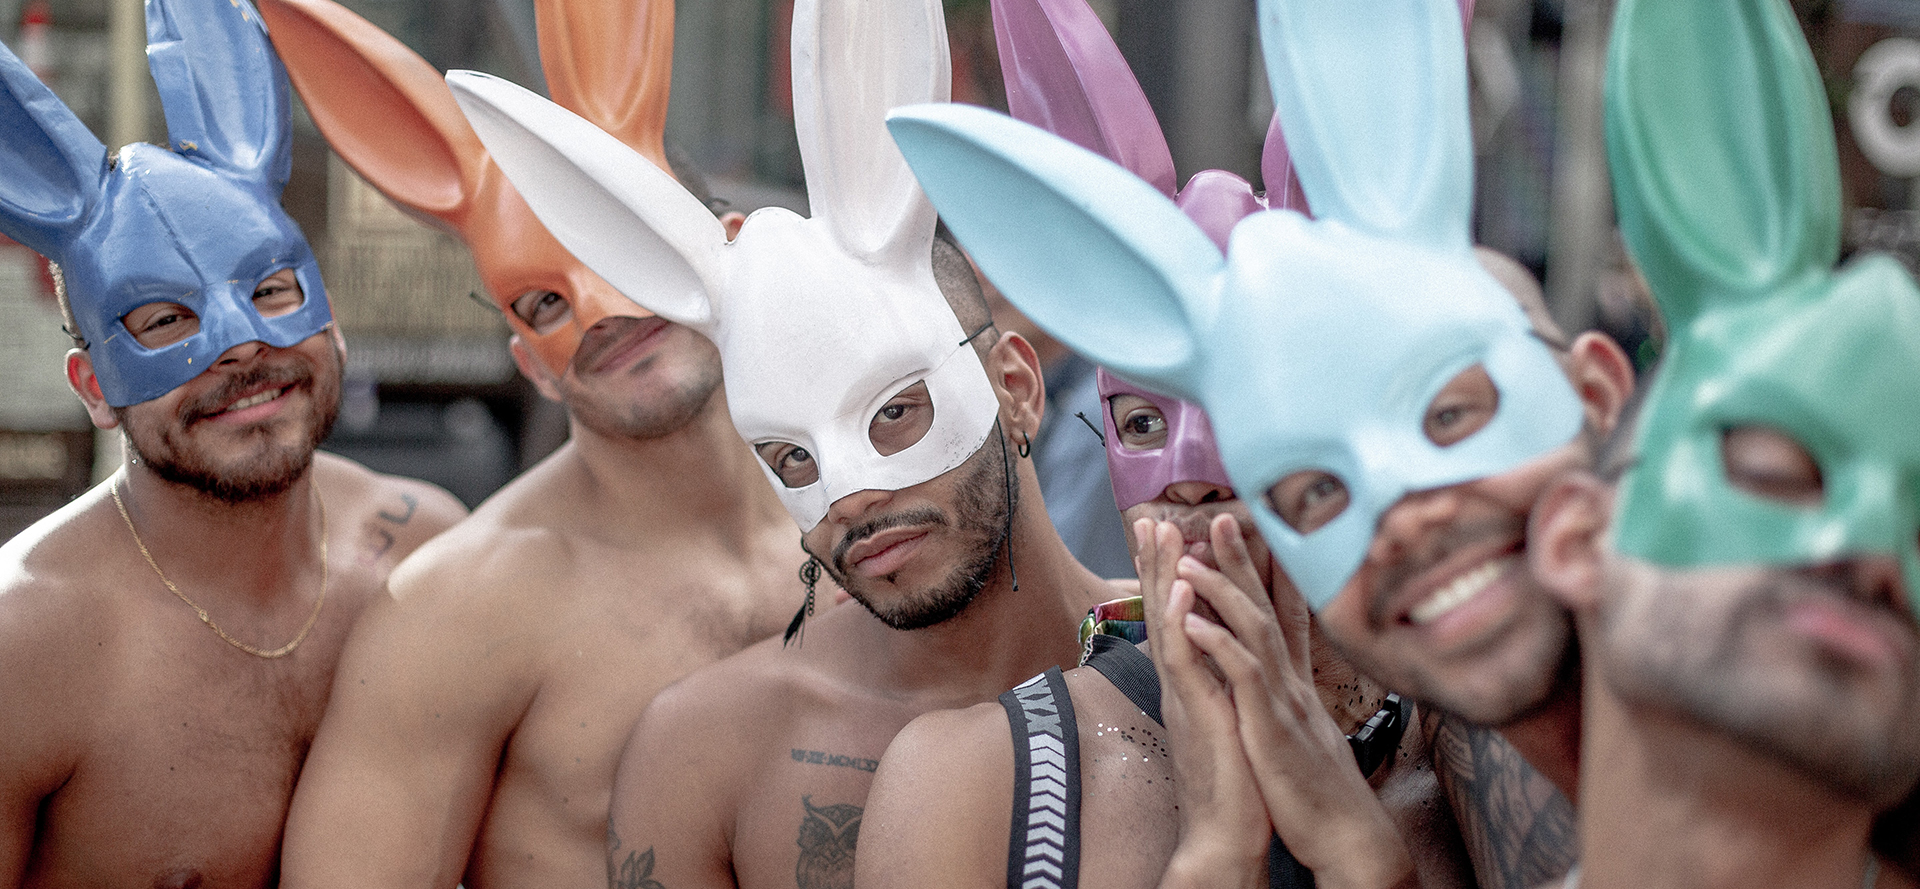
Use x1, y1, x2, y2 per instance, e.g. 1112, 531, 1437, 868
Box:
1526, 1, 1920, 883
445, 0, 1111, 882
0, 3, 464, 883
255, 1, 812, 885
889, 0, 1631, 883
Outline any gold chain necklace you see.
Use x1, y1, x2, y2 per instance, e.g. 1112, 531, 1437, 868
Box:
111, 479, 327, 659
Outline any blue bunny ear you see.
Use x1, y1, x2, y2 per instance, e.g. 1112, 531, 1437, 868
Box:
146, 0, 293, 187
888, 103, 1221, 395
0, 44, 107, 259
1605, 0, 1838, 325
1256, 0, 1472, 248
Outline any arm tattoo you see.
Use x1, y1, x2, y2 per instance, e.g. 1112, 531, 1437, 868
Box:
1431, 716, 1576, 889
796, 796, 861, 889
790, 748, 879, 773
608, 824, 667, 889
378, 492, 419, 525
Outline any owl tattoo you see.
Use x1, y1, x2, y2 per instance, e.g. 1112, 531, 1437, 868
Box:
795, 796, 862, 889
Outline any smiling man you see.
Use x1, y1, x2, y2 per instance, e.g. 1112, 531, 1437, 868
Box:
0, 1, 465, 884
1525, 0, 1920, 884
250, 1, 815, 886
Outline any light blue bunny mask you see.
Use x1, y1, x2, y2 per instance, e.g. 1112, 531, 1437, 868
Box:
0, 0, 331, 407
888, 0, 1581, 607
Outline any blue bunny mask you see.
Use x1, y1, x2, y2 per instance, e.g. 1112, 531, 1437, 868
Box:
887, 0, 1581, 608
0, 0, 332, 407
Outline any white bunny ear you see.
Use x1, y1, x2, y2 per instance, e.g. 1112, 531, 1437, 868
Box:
1257, 0, 1472, 249
448, 70, 726, 332
790, 0, 948, 263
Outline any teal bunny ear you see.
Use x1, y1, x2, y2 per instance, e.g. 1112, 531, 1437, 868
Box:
1605, 0, 1840, 324
887, 103, 1222, 395
1256, 0, 1472, 248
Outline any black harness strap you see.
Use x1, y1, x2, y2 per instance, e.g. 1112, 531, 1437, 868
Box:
1000, 668, 1081, 889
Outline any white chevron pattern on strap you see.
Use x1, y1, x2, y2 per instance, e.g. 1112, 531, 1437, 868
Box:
1014, 674, 1071, 889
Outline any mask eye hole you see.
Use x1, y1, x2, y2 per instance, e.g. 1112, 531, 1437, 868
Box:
510, 289, 572, 334
1108, 394, 1168, 451
122, 301, 201, 348
870, 381, 934, 457
252, 269, 306, 318
755, 441, 821, 488
1424, 364, 1500, 447
1266, 470, 1351, 534
1721, 426, 1823, 506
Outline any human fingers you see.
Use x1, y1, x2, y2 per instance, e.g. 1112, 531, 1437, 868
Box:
1176, 554, 1290, 680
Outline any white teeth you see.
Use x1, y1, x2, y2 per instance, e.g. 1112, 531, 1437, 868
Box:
1409, 558, 1511, 625
225, 388, 283, 413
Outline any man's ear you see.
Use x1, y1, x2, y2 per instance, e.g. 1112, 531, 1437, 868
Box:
508, 336, 565, 403
1565, 331, 1635, 440
64, 349, 119, 430
986, 330, 1045, 441
1528, 470, 1614, 613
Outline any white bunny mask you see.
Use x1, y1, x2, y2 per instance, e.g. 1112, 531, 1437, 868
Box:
448, 0, 1000, 530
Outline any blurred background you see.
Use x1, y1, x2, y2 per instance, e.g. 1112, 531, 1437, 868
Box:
2, 0, 1916, 542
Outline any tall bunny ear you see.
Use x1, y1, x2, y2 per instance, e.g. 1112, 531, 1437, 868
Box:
145, 0, 292, 187
1605, 0, 1838, 325
791, 0, 948, 262
536, 0, 673, 172
889, 103, 1221, 393
257, 0, 489, 224
992, 0, 1177, 197
1256, 0, 1472, 248
0, 44, 107, 259
448, 71, 725, 332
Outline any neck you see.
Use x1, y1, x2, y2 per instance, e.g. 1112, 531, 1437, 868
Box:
562, 391, 788, 542
115, 459, 320, 608
1497, 665, 1585, 802
1575, 660, 1882, 889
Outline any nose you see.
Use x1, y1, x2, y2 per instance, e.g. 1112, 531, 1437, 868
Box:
1162, 480, 1232, 507
824, 487, 893, 526
1366, 483, 1464, 565
214, 339, 267, 367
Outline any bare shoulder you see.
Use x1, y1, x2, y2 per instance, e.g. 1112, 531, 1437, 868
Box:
857, 699, 1014, 889
311, 452, 465, 567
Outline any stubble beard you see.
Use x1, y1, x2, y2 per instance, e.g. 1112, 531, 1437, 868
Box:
562, 321, 724, 442
823, 438, 1016, 632
116, 352, 342, 505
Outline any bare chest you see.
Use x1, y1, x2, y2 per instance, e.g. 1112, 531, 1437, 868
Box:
730, 707, 922, 889
27, 637, 342, 888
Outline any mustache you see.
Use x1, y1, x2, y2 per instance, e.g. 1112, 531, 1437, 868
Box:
570, 316, 664, 375
830, 507, 949, 573
180, 363, 313, 424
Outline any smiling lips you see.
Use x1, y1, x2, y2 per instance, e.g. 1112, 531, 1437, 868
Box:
1405, 556, 1518, 626
222, 387, 285, 414
576, 316, 670, 376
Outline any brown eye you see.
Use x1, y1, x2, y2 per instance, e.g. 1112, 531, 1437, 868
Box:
510, 290, 571, 332
251, 269, 306, 317
1265, 470, 1351, 534
1721, 426, 1823, 506
1424, 364, 1500, 447
1107, 394, 1168, 451
755, 441, 821, 488
122, 302, 201, 348
869, 381, 934, 457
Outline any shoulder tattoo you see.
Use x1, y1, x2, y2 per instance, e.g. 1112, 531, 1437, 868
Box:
370, 492, 421, 560
1432, 716, 1576, 889
796, 796, 861, 889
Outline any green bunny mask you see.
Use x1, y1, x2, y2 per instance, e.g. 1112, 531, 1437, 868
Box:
1607, 0, 1920, 599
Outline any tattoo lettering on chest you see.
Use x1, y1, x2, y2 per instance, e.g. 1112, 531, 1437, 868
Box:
790, 748, 879, 772
607, 825, 667, 889
796, 796, 861, 889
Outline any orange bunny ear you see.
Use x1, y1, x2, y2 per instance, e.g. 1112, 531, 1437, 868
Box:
536, 0, 673, 172
257, 0, 486, 226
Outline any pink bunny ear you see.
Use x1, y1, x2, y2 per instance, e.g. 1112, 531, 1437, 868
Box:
992, 0, 1176, 197
535, 0, 673, 172
1259, 111, 1309, 214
